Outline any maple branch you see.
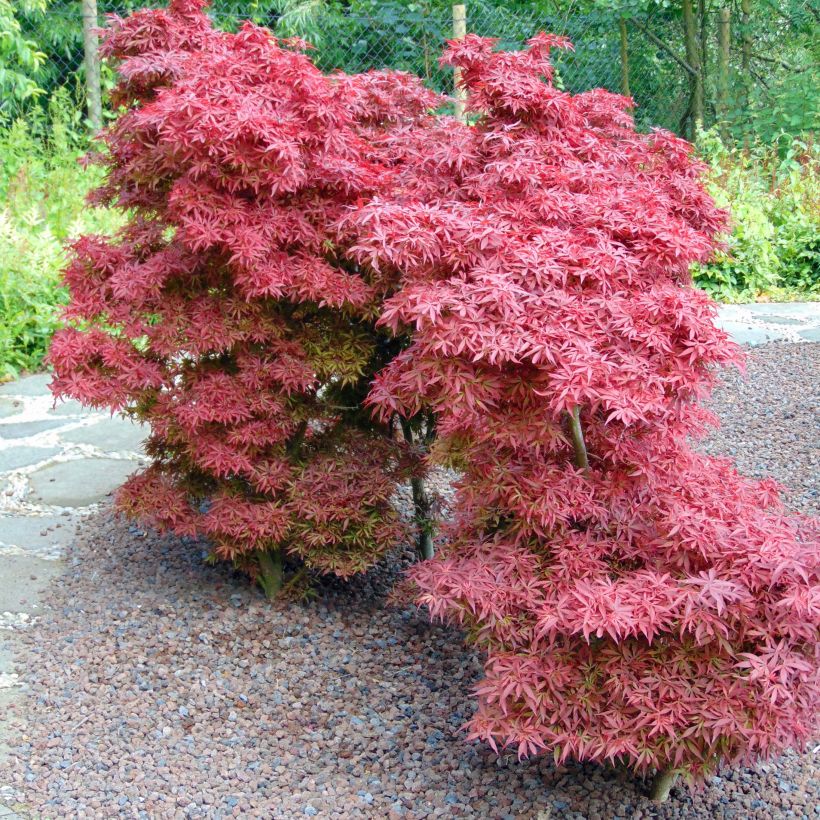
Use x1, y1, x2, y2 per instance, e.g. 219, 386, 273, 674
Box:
568, 405, 590, 474
424, 410, 437, 445
751, 52, 818, 73
627, 17, 697, 76
750, 67, 771, 89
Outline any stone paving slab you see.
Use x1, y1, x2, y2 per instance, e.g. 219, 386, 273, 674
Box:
0, 375, 51, 398
27, 458, 139, 507
0, 448, 61, 475
0, 557, 63, 617
0, 420, 65, 441
0, 401, 22, 422
715, 301, 820, 345
60, 416, 145, 452
0, 514, 79, 561
46, 399, 85, 418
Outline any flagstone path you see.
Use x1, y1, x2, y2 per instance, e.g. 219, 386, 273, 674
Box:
0, 302, 818, 817
714, 301, 820, 345
0, 373, 147, 817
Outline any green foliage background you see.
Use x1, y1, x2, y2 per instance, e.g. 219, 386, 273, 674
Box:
4, 1, 818, 139
693, 129, 819, 301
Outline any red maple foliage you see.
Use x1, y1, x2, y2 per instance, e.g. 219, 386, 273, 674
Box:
351, 34, 820, 785
48, 0, 438, 593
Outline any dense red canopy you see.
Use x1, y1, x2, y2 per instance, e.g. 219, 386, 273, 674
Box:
350, 33, 820, 780
49, 0, 436, 581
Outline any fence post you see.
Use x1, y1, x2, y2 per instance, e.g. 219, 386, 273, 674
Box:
618, 18, 630, 98
81, 0, 103, 131
717, 7, 731, 135
452, 4, 467, 122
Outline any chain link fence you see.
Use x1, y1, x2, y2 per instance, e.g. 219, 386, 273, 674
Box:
5, 1, 819, 140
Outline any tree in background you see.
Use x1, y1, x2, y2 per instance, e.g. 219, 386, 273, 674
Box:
351, 33, 820, 798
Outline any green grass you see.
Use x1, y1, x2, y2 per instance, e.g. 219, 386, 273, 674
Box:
0, 92, 122, 380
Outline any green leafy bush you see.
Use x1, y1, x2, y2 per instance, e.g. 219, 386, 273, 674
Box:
0, 210, 67, 378
693, 129, 820, 302
0, 92, 121, 378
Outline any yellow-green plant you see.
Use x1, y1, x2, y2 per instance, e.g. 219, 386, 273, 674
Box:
0, 92, 121, 378
693, 128, 819, 302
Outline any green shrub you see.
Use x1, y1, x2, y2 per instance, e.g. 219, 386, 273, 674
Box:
0, 92, 121, 379
693, 129, 820, 302
0, 210, 66, 378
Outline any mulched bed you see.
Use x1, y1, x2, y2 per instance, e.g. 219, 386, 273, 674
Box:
2, 342, 818, 819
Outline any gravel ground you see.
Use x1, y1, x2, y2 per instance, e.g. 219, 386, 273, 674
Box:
2, 342, 819, 819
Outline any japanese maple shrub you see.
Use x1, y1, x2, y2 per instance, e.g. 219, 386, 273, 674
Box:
48, 0, 436, 595
352, 35, 820, 795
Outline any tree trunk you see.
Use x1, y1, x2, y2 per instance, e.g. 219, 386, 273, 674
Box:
682, 0, 704, 138
698, 0, 708, 100
650, 769, 679, 802
81, 0, 102, 131
717, 7, 731, 135
619, 18, 631, 98
740, 0, 752, 72
410, 475, 435, 560
257, 548, 284, 599
568, 406, 590, 474
399, 418, 436, 561
739, 0, 752, 138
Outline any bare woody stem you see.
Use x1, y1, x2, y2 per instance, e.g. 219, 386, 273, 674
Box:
568, 405, 590, 474
410, 476, 435, 560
